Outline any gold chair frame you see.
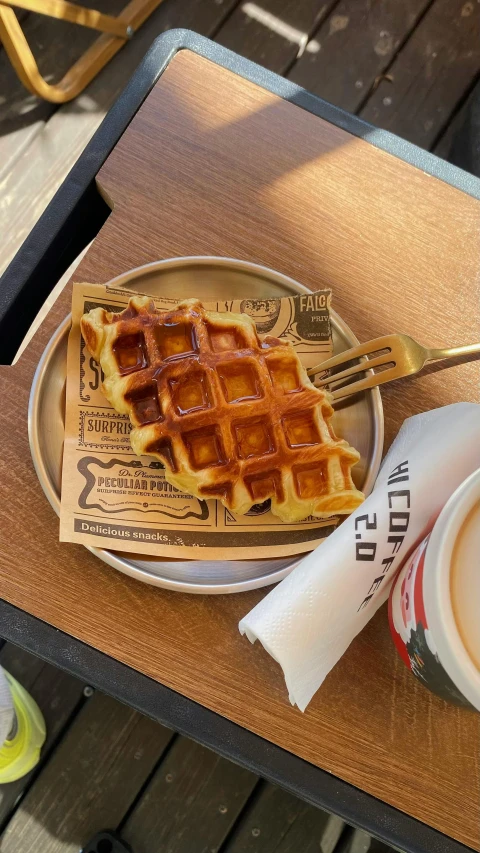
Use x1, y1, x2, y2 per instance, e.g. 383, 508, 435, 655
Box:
0, 0, 164, 103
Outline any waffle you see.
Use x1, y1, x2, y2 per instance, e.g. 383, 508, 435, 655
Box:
80, 296, 364, 523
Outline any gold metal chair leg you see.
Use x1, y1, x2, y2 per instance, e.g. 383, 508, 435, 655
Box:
0, 0, 165, 103
1, 0, 131, 37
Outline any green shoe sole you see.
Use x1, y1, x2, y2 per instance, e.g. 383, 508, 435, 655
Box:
0, 672, 46, 783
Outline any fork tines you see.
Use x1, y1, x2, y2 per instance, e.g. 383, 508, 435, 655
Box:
307, 335, 397, 401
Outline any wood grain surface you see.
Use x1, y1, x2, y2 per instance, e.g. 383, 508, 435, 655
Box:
123, 736, 258, 852
0, 0, 127, 177
0, 50, 479, 848
360, 0, 480, 147
0, 646, 85, 825
224, 782, 344, 853
215, 0, 338, 75
0, 691, 174, 853
0, 0, 240, 275
288, 0, 430, 113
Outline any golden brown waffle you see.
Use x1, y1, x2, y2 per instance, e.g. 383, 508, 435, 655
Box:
81, 295, 364, 523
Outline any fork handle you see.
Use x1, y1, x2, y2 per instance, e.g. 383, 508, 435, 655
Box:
426, 343, 480, 362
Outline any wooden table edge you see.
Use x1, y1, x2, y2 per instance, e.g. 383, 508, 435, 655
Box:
1, 30, 479, 853
0, 599, 473, 853
1, 27, 480, 359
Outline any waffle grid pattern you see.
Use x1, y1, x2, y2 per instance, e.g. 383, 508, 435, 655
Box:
81, 297, 364, 522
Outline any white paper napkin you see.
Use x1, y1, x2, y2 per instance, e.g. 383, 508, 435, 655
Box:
239, 404, 480, 711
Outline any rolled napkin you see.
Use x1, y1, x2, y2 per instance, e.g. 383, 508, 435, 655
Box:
239, 404, 480, 711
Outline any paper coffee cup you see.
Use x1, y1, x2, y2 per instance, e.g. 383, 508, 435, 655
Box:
389, 468, 480, 710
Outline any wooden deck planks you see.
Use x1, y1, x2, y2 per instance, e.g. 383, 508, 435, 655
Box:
215, 0, 338, 75
0, 0, 240, 277
0, 0, 127, 181
259, 802, 343, 853
433, 81, 480, 163
0, 645, 85, 828
122, 736, 258, 853
0, 647, 391, 853
0, 645, 402, 853
334, 827, 392, 853
359, 0, 480, 148
0, 690, 174, 853
223, 781, 344, 853
288, 0, 431, 113
2, 0, 480, 281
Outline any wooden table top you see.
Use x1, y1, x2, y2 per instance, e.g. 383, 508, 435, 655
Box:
1, 49, 479, 849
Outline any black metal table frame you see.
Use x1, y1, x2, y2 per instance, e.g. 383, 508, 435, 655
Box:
0, 29, 478, 853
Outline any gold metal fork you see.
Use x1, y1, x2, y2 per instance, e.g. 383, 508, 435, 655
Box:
307, 334, 480, 400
